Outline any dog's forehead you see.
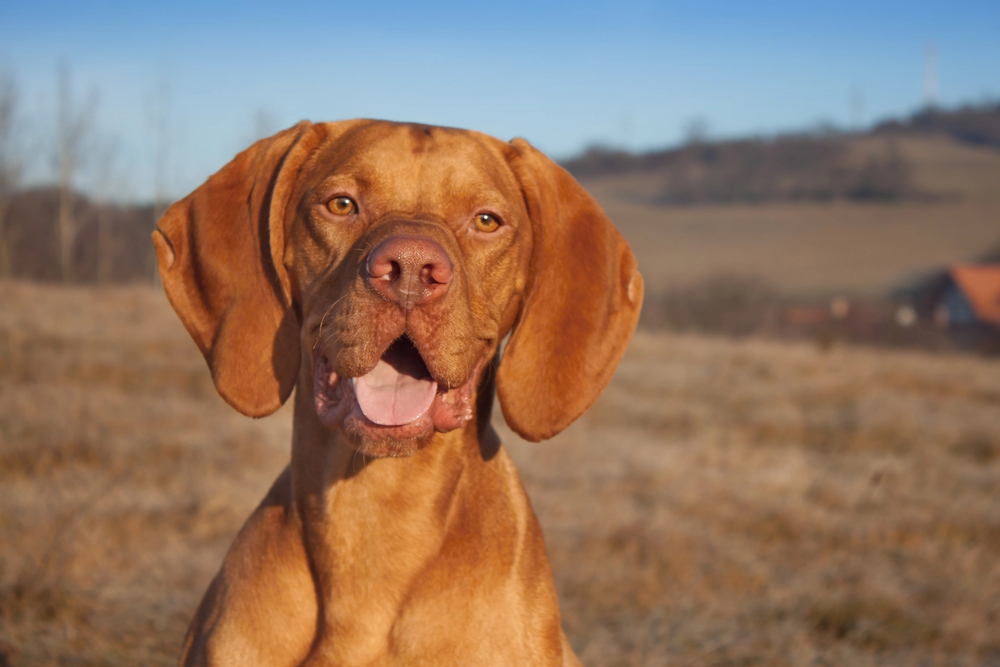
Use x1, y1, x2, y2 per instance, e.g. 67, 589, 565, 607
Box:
309, 122, 521, 207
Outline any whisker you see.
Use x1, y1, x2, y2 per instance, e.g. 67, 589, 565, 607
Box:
312, 294, 351, 351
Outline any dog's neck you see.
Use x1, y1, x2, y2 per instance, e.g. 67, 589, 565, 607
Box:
286, 373, 498, 659
288, 373, 486, 526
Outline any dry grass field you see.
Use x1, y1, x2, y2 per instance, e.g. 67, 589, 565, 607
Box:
586, 135, 1000, 296
1, 280, 998, 666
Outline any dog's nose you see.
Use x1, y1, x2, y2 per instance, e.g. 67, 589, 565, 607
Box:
366, 235, 453, 308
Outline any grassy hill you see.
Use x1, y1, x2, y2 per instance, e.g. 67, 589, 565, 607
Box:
566, 105, 1000, 299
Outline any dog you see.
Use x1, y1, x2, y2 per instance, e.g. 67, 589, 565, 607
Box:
153, 119, 642, 666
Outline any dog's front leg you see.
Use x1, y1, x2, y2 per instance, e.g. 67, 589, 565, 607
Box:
180, 467, 318, 667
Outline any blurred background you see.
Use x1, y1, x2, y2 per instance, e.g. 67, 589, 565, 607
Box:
1, 1, 998, 665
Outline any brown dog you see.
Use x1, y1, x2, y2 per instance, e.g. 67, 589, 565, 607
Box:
153, 120, 642, 666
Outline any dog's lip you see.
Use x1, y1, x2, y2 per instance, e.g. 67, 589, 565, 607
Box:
313, 340, 481, 437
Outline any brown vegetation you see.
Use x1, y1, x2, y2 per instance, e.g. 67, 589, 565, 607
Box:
638, 275, 964, 354
876, 102, 1000, 149
1, 188, 156, 284
565, 135, 918, 204
1, 281, 998, 665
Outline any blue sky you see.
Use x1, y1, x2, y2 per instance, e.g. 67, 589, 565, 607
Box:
2, 0, 998, 200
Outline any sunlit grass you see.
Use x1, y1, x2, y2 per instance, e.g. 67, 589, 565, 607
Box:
1, 283, 998, 665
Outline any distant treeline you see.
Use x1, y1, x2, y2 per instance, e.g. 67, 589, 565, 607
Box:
565, 137, 915, 204
563, 102, 999, 205
639, 274, 966, 354
2, 188, 157, 283
875, 102, 1000, 148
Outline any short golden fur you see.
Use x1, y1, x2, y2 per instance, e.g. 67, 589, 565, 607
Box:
153, 120, 643, 666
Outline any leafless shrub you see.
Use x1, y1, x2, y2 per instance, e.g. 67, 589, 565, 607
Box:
0, 70, 23, 278
641, 275, 780, 336
53, 63, 98, 284
2, 188, 156, 283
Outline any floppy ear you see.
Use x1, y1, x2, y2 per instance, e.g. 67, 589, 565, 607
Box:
152, 121, 326, 417
498, 138, 643, 442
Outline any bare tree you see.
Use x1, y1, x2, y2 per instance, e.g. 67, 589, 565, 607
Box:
151, 79, 170, 221
147, 77, 173, 286
53, 62, 97, 283
0, 71, 22, 277
93, 137, 124, 284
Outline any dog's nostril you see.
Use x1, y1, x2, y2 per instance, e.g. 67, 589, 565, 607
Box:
367, 255, 400, 282
422, 264, 449, 286
386, 261, 400, 282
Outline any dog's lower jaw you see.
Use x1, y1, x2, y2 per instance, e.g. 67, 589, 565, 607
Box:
341, 420, 437, 458
313, 354, 481, 458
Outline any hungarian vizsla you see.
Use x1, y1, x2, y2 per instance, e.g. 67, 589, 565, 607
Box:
153, 120, 643, 666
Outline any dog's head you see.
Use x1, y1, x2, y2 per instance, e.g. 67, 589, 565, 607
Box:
153, 120, 642, 457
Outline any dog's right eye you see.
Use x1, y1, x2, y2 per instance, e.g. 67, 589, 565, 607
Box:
473, 213, 501, 233
326, 197, 357, 216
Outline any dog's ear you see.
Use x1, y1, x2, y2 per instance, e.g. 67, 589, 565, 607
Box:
498, 138, 643, 442
152, 121, 325, 417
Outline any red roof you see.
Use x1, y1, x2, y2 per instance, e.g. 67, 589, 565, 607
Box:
950, 265, 1000, 325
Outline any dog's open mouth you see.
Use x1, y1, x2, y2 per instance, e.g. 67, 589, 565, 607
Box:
314, 335, 479, 448
353, 337, 437, 426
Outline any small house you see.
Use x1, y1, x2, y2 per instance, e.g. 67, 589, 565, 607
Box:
935, 266, 1000, 324
912, 264, 1000, 353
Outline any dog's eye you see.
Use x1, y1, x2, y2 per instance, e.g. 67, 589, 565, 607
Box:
473, 213, 501, 233
326, 196, 357, 216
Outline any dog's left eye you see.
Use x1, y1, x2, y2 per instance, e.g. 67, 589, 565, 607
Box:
473, 213, 501, 233
326, 197, 357, 216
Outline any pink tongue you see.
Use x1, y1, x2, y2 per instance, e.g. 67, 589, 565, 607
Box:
354, 359, 438, 426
